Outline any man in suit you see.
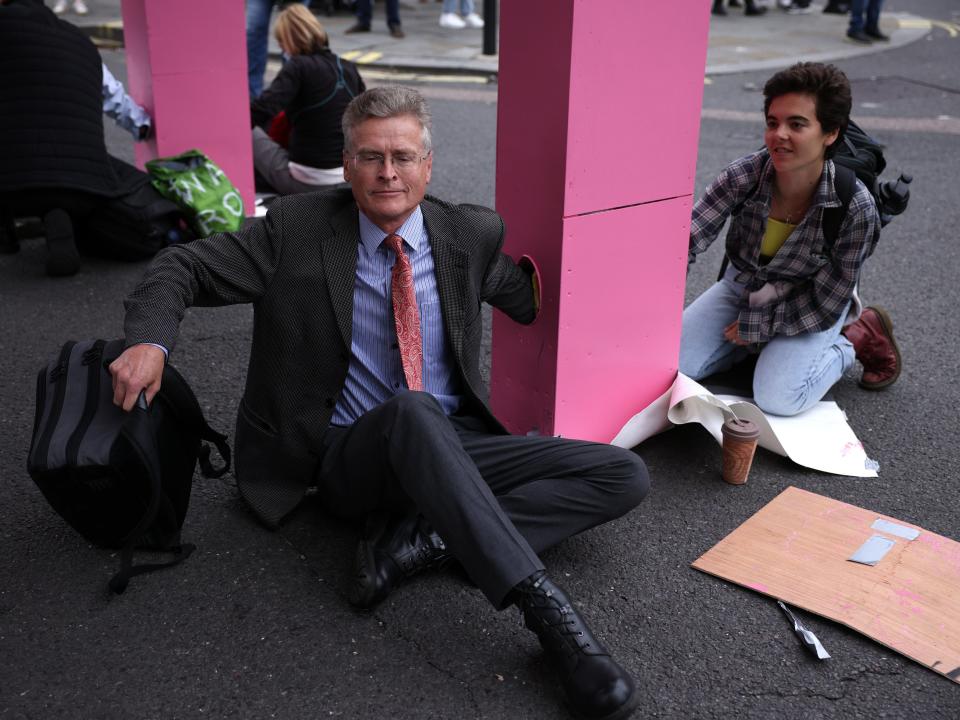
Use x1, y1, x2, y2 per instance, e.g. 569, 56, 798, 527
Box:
110, 86, 648, 720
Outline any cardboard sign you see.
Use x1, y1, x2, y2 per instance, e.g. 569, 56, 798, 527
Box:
693, 486, 960, 683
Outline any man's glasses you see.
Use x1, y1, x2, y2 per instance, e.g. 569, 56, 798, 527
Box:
351, 151, 430, 171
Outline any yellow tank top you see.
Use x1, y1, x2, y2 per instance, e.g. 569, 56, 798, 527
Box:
760, 217, 797, 261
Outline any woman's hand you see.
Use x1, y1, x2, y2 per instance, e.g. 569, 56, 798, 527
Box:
724, 320, 750, 347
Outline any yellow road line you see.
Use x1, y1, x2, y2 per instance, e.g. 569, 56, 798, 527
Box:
932, 20, 960, 38
356, 52, 384, 64
341, 50, 363, 60
898, 18, 960, 37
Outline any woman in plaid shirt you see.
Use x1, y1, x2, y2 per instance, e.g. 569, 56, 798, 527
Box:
680, 63, 899, 416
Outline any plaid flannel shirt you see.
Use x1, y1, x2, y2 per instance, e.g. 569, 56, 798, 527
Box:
688, 150, 880, 344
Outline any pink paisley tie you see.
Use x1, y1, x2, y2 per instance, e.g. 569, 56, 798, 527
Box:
385, 233, 423, 391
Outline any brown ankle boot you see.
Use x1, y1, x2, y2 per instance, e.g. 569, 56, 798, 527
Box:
842, 306, 901, 389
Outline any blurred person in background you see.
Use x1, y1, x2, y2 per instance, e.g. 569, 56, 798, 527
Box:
250, 4, 365, 195
847, 0, 887, 43
53, 0, 87, 16
247, 0, 312, 98
438, 0, 484, 28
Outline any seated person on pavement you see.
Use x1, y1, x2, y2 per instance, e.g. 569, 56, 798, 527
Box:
250, 4, 365, 196
110, 86, 650, 720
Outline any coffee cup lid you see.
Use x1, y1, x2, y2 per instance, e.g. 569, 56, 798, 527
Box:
722, 417, 760, 440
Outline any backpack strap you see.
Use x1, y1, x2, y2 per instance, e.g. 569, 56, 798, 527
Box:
288, 55, 356, 124
822, 163, 855, 249
197, 423, 231, 478
158, 364, 232, 478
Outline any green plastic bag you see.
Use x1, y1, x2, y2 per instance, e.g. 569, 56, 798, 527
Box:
146, 150, 244, 237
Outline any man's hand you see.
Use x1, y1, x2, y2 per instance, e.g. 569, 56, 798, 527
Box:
518, 255, 541, 317
723, 320, 750, 347
108, 344, 166, 411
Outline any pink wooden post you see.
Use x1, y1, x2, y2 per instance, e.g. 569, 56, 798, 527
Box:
120, 0, 255, 213
492, 0, 711, 442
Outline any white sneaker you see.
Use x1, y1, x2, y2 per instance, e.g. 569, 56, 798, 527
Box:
439, 12, 467, 29
73, 0, 89, 14
53, 0, 69, 14
464, 13, 484, 28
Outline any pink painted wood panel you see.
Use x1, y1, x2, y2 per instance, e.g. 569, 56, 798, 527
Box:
564, 0, 711, 216
121, 0, 255, 212
491, 0, 577, 435
492, 0, 710, 441
553, 198, 690, 441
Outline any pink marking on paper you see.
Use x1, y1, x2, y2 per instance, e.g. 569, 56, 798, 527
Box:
746, 582, 770, 594
841, 441, 865, 457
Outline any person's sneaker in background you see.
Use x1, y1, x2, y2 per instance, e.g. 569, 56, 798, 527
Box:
823, 1, 850, 14
439, 13, 467, 29
847, 29, 873, 43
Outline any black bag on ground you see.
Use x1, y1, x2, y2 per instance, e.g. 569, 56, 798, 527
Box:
27, 339, 231, 594
76, 156, 192, 261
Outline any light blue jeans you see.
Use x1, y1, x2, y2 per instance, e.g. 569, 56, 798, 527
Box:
443, 0, 476, 13
678, 267, 855, 416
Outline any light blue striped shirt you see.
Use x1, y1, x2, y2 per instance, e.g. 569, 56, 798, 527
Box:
330, 206, 463, 426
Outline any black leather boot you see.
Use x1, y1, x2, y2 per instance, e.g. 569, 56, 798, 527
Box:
0, 220, 19, 254
514, 572, 638, 720
349, 511, 450, 609
43, 208, 79, 277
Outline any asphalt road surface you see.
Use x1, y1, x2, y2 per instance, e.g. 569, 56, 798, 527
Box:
2, 1, 959, 718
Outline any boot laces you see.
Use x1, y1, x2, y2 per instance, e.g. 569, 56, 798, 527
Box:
517, 579, 592, 657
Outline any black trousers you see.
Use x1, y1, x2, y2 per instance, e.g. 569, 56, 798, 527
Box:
316, 392, 649, 608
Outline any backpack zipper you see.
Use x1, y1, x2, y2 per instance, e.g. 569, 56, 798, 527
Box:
32, 341, 77, 471
65, 339, 108, 466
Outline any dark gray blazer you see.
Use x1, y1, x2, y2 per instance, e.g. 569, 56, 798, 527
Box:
124, 189, 536, 526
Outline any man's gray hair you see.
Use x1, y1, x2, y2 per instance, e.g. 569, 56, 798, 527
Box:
342, 86, 433, 154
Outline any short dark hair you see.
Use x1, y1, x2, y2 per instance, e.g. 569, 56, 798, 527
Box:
763, 62, 851, 157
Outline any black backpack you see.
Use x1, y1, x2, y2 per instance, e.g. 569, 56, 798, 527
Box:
76, 156, 192, 261
832, 119, 911, 228
717, 119, 912, 280
27, 339, 231, 594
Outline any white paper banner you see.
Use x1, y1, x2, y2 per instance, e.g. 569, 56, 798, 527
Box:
611, 373, 878, 478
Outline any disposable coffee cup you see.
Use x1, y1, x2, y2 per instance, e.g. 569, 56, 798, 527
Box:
720, 418, 761, 485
